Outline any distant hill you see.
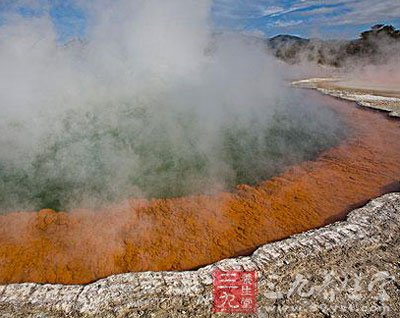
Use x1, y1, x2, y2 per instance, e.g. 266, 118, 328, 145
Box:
268, 35, 310, 49
266, 24, 400, 67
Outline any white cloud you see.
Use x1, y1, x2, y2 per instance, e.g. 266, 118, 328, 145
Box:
274, 19, 304, 27
268, 0, 400, 26
297, 6, 337, 16
328, 0, 400, 25
263, 6, 284, 16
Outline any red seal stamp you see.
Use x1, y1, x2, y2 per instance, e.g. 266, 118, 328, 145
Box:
213, 270, 257, 314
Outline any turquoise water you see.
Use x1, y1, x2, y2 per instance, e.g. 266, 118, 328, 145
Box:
0, 91, 346, 212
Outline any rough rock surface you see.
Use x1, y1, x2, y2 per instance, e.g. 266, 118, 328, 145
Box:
0, 192, 399, 317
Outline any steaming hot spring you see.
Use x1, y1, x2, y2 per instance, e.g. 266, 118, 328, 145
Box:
1, 3, 400, 285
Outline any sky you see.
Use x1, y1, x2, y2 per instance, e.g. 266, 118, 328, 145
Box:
212, 0, 400, 39
0, 0, 399, 41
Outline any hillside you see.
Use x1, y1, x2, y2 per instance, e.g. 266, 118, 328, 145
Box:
267, 24, 400, 67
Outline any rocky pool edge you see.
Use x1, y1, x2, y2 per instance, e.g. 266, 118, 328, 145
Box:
0, 192, 399, 317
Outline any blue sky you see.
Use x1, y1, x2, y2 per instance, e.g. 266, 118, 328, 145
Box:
0, 0, 399, 41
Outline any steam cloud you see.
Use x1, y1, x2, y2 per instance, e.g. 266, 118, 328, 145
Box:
0, 0, 345, 212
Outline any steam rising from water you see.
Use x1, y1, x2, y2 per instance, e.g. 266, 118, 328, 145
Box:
0, 0, 345, 212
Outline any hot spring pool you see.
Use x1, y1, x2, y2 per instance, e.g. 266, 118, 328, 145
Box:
0, 91, 399, 284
